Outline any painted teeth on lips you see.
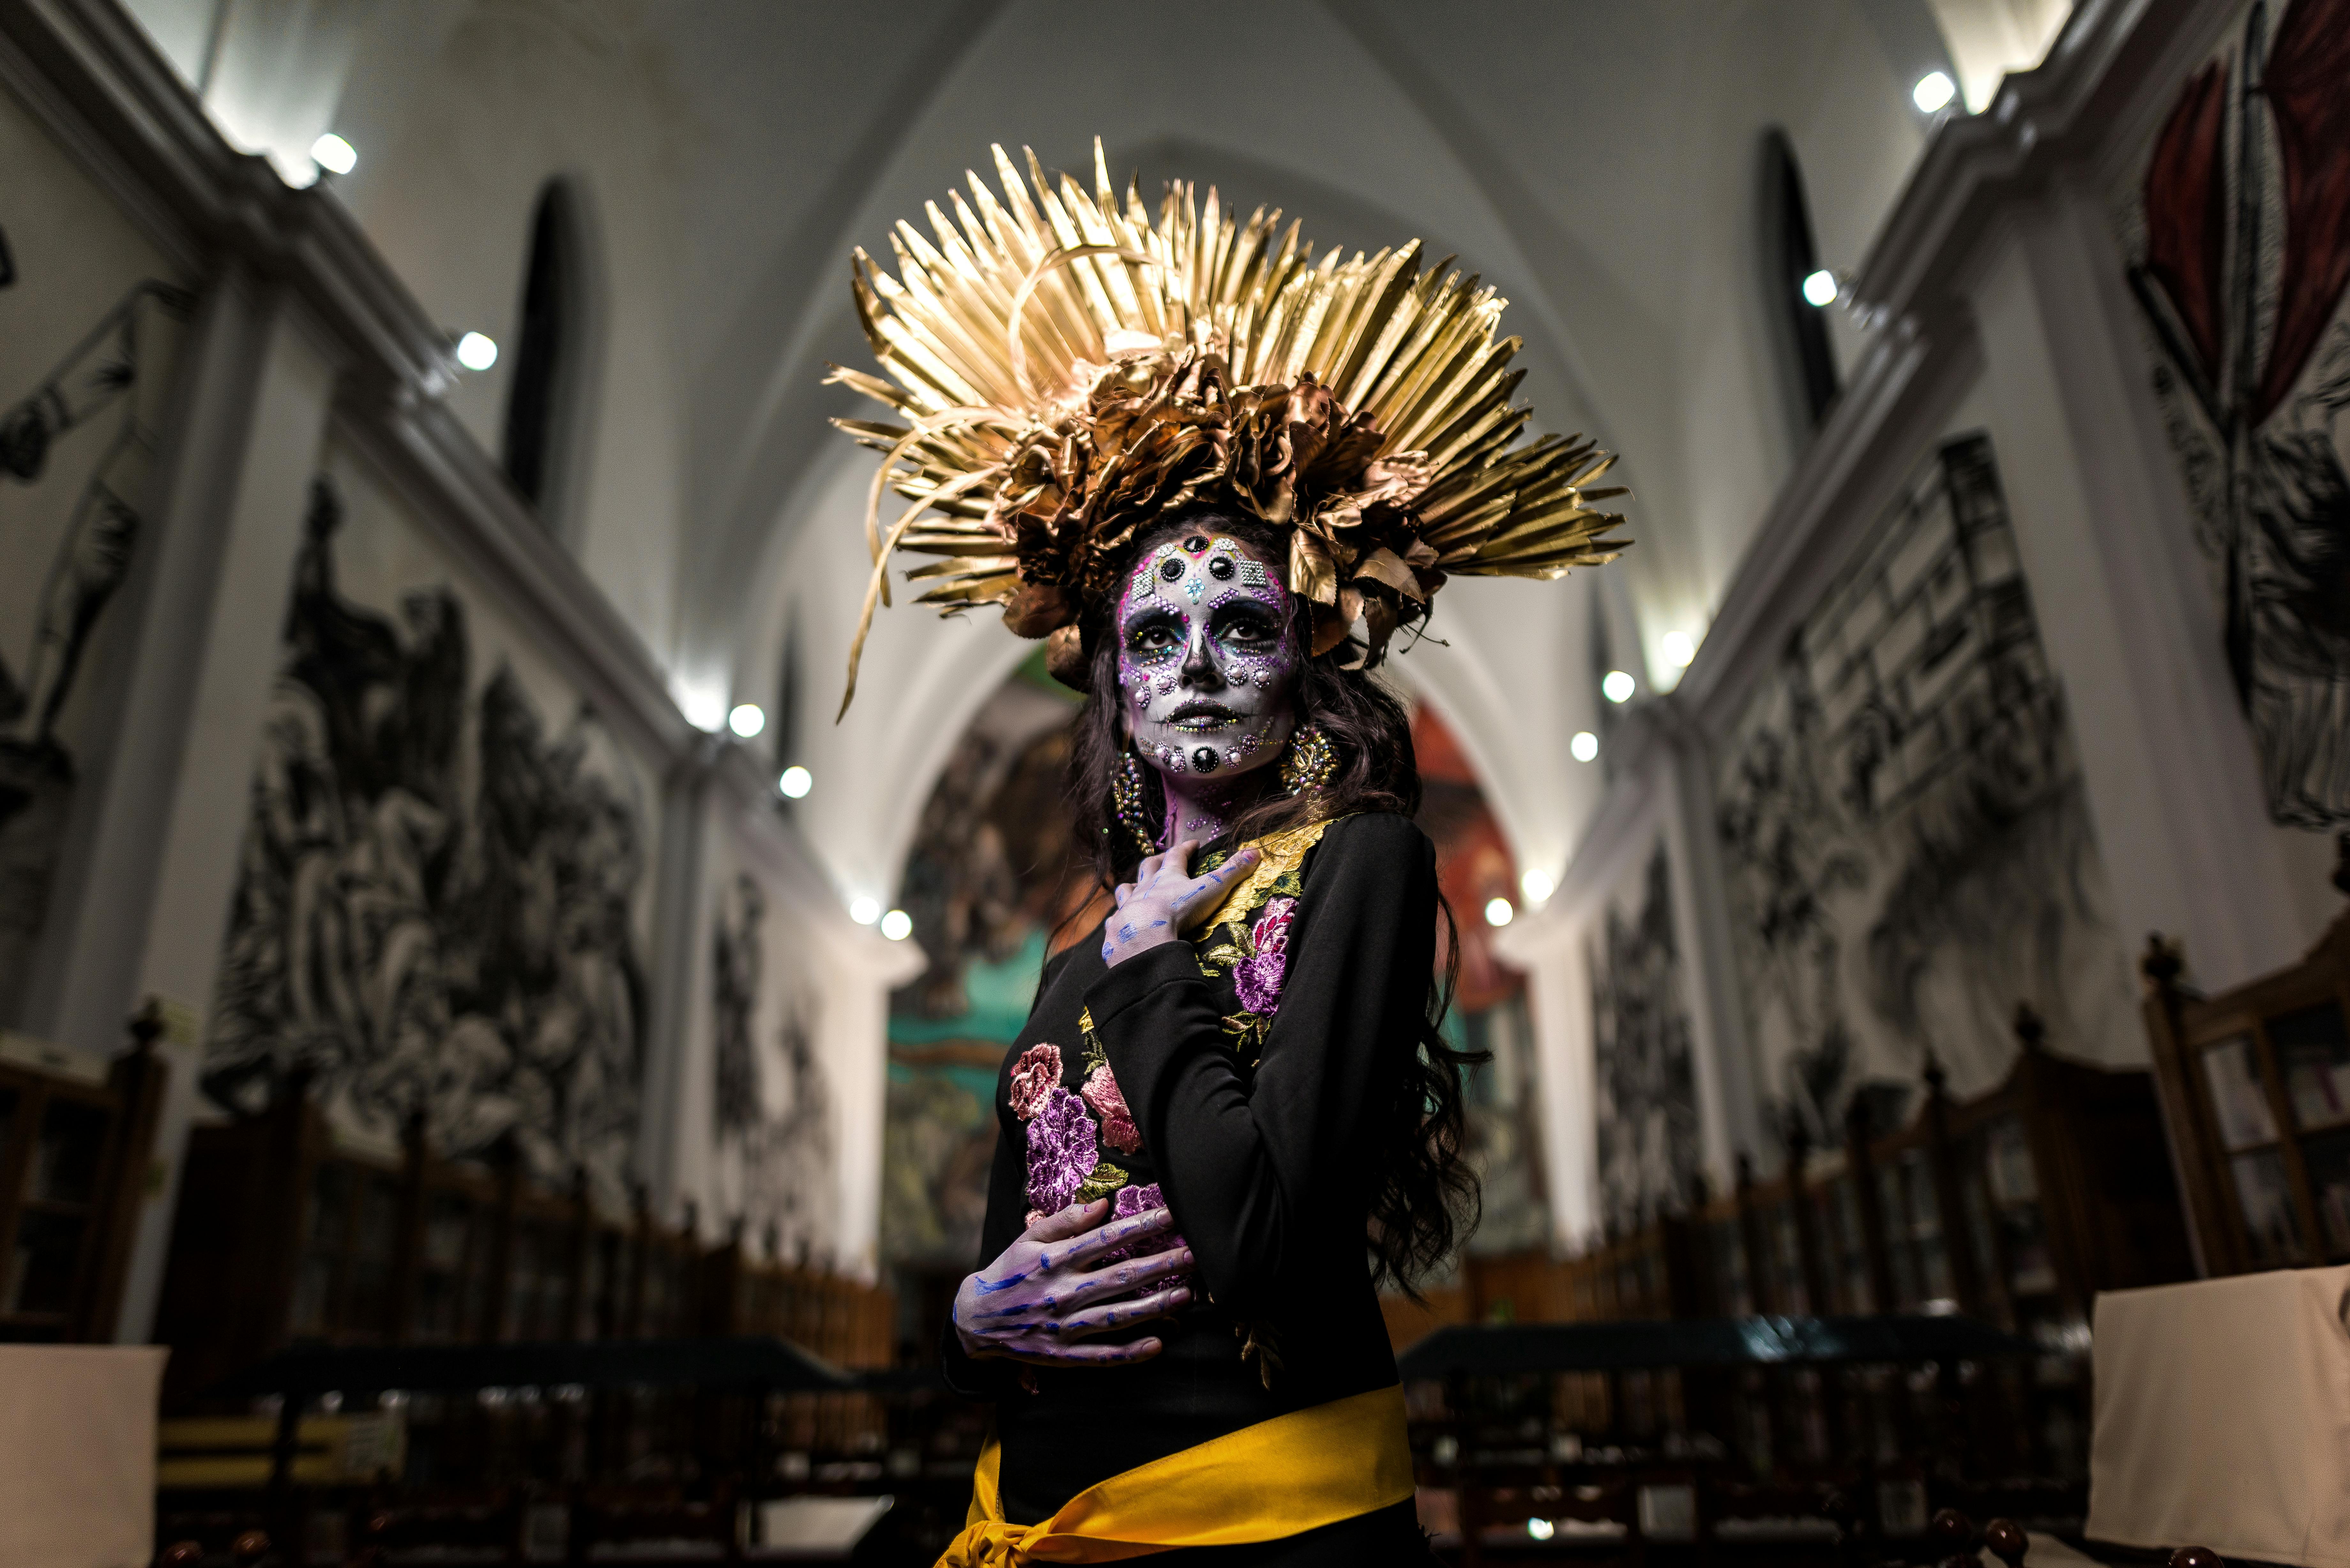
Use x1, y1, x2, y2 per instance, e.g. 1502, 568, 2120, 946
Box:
1166, 701, 1238, 730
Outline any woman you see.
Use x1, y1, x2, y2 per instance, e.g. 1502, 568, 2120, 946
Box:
831, 142, 1629, 1566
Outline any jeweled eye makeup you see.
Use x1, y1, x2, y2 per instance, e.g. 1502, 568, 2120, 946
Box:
1116, 533, 1298, 780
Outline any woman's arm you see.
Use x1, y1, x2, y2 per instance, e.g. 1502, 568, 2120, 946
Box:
1081, 813, 1438, 1313
940, 1060, 1189, 1391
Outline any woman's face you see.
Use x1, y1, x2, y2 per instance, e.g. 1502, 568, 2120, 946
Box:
1115, 530, 1299, 785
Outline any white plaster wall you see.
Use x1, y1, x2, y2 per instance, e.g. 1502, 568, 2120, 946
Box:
331, 0, 690, 666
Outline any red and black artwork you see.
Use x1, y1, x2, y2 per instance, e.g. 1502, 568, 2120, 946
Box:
2128, 0, 2350, 830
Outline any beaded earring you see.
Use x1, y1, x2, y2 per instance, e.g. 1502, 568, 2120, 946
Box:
1279, 725, 1337, 796
1111, 751, 1160, 857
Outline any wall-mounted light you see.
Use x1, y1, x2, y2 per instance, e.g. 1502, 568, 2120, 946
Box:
727, 703, 765, 739
455, 331, 499, 371
1801, 268, 1839, 308
1483, 897, 1515, 928
1661, 631, 1697, 668
1520, 869, 1554, 904
1528, 1520, 1557, 1543
1602, 670, 1636, 704
1571, 731, 1600, 762
779, 765, 812, 799
1912, 70, 1957, 112
310, 132, 357, 176
849, 897, 881, 926
679, 687, 728, 733
880, 909, 913, 941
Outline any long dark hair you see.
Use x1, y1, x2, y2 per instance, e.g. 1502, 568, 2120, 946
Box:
1060, 508, 1484, 1295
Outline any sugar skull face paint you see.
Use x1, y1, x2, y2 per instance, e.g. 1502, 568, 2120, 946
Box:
1117, 531, 1298, 792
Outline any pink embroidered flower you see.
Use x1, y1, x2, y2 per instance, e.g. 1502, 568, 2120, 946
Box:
1083, 1064, 1141, 1153
1008, 1042, 1063, 1121
1024, 1087, 1099, 1215
1233, 896, 1296, 1015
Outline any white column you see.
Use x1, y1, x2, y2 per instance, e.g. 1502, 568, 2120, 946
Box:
36, 270, 346, 1342
638, 738, 718, 1228
1970, 181, 2312, 994
804, 919, 923, 1280
1492, 907, 1597, 1252
1655, 712, 1765, 1177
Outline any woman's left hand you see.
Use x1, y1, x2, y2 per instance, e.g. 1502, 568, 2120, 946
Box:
1102, 840, 1258, 967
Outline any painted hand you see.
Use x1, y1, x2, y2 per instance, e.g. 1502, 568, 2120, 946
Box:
1101, 841, 1258, 967
951, 1199, 1193, 1366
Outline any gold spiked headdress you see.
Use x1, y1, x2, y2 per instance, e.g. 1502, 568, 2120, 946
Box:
830, 139, 1629, 712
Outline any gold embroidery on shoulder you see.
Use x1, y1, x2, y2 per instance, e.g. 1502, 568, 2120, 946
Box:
1187, 816, 1338, 935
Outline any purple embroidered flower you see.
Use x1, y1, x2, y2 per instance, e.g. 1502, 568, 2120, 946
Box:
1112, 1181, 1167, 1223
1024, 1087, 1098, 1215
1233, 896, 1296, 1015
1008, 1042, 1063, 1121
1083, 1064, 1141, 1153
1106, 1182, 1187, 1288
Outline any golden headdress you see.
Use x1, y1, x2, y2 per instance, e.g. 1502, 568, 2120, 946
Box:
830, 139, 1630, 712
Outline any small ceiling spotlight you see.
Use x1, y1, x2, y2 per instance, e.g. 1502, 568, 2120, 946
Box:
778, 765, 812, 799
1520, 868, 1555, 904
311, 133, 358, 176
1913, 70, 1957, 112
1662, 630, 1697, 667
727, 703, 765, 739
849, 897, 881, 926
1484, 896, 1515, 928
1571, 731, 1600, 762
1602, 669, 1636, 704
880, 909, 913, 941
455, 331, 499, 371
1801, 268, 1839, 308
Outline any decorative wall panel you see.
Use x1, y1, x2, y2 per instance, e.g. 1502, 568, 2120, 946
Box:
206, 445, 660, 1201
703, 853, 835, 1261
1715, 433, 2136, 1150
1586, 838, 1702, 1233
0, 85, 191, 1023
2113, 0, 2350, 831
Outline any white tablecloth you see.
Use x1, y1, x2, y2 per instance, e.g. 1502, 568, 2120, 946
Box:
2089, 1266, 2350, 1568
0, 1344, 168, 1568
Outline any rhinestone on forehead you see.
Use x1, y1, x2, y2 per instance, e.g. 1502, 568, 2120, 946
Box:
1237, 559, 1270, 588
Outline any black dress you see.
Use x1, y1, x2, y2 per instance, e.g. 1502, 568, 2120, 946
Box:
943, 811, 1440, 1565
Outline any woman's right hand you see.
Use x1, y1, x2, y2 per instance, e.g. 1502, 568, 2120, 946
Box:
951, 1199, 1192, 1366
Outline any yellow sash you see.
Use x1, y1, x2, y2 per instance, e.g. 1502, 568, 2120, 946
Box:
936, 1383, 1414, 1566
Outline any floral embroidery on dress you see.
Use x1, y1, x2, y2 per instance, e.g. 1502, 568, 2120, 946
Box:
1024, 1086, 1097, 1213
1008, 1042, 1062, 1121
1232, 895, 1295, 1014
1083, 1064, 1141, 1153
1023, 1082, 1130, 1220
1103, 1182, 1187, 1292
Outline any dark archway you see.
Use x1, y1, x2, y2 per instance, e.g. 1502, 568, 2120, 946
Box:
1759, 129, 1839, 431
502, 180, 589, 524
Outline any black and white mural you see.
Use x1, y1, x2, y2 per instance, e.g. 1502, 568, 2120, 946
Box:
1587, 841, 1702, 1234
207, 460, 656, 1199
1716, 434, 2136, 1150
2117, 0, 2350, 833
707, 868, 835, 1260
1, 96, 194, 1023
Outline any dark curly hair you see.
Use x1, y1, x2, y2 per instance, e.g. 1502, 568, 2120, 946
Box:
1056, 507, 1484, 1296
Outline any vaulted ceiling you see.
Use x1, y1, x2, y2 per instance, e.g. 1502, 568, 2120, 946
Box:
127, 0, 2048, 898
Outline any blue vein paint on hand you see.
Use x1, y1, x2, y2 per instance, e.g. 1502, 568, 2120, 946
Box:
975, 1270, 1026, 1294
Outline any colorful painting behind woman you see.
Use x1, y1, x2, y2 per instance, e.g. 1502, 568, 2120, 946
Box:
831, 142, 1630, 1566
